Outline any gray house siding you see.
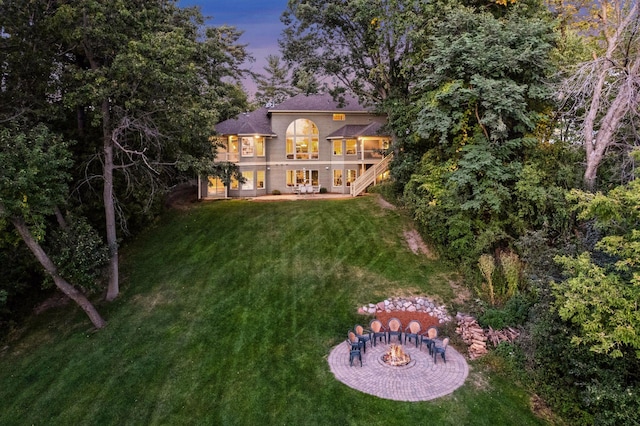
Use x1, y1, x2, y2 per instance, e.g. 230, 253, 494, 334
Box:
200, 94, 388, 199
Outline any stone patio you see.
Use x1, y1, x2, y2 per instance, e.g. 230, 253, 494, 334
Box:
328, 339, 469, 402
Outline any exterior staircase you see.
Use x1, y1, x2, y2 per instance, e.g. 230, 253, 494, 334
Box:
350, 154, 393, 197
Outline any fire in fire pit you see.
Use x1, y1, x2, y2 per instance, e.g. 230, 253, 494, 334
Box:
382, 344, 411, 366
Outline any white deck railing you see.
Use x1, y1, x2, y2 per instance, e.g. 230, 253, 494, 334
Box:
349, 154, 393, 197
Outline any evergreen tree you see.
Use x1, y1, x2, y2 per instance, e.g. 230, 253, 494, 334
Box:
253, 55, 297, 106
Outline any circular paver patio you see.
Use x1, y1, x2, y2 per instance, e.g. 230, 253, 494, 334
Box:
328, 339, 469, 401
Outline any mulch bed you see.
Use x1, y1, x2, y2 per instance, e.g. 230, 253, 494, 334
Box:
375, 310, 440, 331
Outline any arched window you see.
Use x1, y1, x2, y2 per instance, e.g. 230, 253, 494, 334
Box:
286, 119, 319, 160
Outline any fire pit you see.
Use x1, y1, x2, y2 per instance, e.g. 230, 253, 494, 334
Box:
381, 344, 411, 366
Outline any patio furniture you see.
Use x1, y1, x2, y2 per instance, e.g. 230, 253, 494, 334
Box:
433, 337, 449, 364
348, 330, 363, 351
354, 324, 372, 352
369, 319, 387, 346
404, 320, 422, 348
421, 326, 439, 355
347, 332, 362, 367
387, 318, 402, 343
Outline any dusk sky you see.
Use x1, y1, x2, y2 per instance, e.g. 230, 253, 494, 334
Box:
179, 0, 290, 95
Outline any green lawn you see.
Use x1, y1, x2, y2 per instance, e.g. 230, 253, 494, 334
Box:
0, 196, 550, 425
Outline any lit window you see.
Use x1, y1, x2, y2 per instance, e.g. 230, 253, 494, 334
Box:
218, 136, 239, 162
333, 113, 345, 121
286, 169, 319, 186
241, 171, 254, 190
333, 170, 343, 187
255, 137, 265, 156
286, 119, 319, 160
333, 140, 342, 155
257, 170, 265, 189
241, 137, 254, 156
346, 169, 357, 186
346, 139, 357, 155
229, 136, 239, 153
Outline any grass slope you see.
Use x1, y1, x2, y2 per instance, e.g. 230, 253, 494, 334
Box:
0, 197, 549, 425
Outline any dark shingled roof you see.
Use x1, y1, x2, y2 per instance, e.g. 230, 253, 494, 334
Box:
215, 94, 378, 136
269, 93, 369, 112
326, 122, 385, 139
215, 107, 273, 136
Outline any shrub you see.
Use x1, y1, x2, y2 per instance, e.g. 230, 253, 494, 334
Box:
271, 189, 281, 195
479, 293, 532, 329
319, 186, 327, 194
499, 251, 522, 298
46, 216, 109, 294
478, 254, 496, 305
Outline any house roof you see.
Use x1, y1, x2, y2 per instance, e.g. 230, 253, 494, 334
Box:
268, 93, 370, 113
215, 94, 379, 136
215, 107, 274, 136
325, 122, 386, 140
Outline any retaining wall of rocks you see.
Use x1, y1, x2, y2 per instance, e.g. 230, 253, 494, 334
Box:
357, 296, 451, 323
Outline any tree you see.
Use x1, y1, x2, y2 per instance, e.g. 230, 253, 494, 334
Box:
554, 172, 640, 358
0, 125, 106, 329
404, 2, 559, 262
558, 0, 640, 189
291, 68, 320, 95
50, 1, 249, 300
281, 0, 446, 189
209, 162, 245, 199
253, 55, 297, 106
281, 0, 437, 104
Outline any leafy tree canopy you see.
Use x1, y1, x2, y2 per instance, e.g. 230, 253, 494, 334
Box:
554, 169, 640, 358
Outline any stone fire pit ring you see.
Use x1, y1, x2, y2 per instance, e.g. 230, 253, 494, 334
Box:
328, 341, 468, 401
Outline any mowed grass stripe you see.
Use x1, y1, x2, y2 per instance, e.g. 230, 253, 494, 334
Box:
0, 196, 549, 425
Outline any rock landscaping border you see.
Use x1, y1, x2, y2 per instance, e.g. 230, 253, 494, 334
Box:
357, 296, 452, 324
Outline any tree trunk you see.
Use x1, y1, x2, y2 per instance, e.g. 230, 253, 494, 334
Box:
103, 99, 119, 301
9, 214, 107, 329
581, 1, 639, 190
583, 80, 636, 190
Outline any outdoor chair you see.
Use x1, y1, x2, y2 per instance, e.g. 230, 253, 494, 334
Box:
433, 337, 450, 364
354, 324, 372, 352
348, 330, 363, 351
421, 326, 439, 355
369, 319, 387, 346
404, 320, 422, 348
347, 330, 363, 366
387, 318, 402, 343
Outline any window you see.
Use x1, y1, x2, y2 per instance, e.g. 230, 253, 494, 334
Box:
286, 169, 319, 186
217, 136, 239, 162
230, 177, 239, 190
241, 171, 254, 190
257, 170, 265, 189
333, 140, 342, 156
241, 137, 254, 156
346, 169, 357, 186
207, 177, 225, 197
229, 136, 239, 154
255, 137, 265, 157
333, 113, 345, 121
286, 119, 319, 160
346, 139, 357, 155
333, 169, 343, 187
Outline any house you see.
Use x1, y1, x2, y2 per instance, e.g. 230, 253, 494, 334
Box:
199, 93, 391, 199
